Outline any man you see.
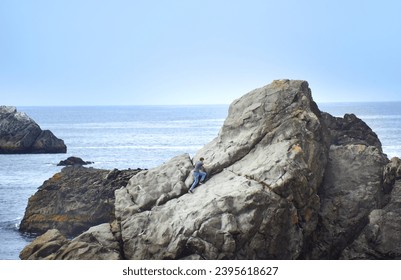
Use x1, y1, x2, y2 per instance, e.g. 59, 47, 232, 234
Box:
188, 157, 207, 193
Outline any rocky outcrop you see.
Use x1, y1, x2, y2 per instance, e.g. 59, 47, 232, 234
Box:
115, 154, 193, 217
20, 80, 399, 260
19, 226, 121, 260
300, 112, 389, 259
321, 113, 383, 149
57, 156, 94, 166
0, 106, 66, 153
19, 166, 142, 237
19, 229, 69, 260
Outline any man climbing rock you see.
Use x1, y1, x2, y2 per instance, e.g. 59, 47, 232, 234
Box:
188, 157, 207, 193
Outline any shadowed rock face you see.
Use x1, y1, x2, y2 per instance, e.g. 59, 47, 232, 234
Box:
340, 159, 401, 259
20, 80, 400, 260
0, 106, 66, 154
304, 112, 388, 259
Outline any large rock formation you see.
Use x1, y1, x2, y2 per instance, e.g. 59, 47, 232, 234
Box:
20, 80, 400, 260
0, 106, 66, 153
19, 166, 142, 237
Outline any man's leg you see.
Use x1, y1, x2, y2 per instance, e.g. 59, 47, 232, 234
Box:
199, 171, 207, 183
189, 172, 200, 192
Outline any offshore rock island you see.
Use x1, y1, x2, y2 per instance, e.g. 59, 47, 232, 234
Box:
19, 80, 401, 259
0, 106, 66, 154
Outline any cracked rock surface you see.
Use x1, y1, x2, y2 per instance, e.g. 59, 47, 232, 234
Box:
20, 80, 399, 259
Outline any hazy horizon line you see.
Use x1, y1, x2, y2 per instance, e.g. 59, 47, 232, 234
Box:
2, 100, 400, 108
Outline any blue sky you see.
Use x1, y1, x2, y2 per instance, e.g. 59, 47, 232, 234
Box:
1, 0, 400, 105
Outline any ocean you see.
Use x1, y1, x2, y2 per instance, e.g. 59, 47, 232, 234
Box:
1, 103, 401, 260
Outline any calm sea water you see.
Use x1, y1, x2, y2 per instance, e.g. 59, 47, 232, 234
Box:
1, 103, 400, 260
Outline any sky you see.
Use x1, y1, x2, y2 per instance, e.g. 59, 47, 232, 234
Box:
0, 0, 400, 106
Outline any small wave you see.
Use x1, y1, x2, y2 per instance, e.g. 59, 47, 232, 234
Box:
0, 217, 21, 231
0, 218, 38, 243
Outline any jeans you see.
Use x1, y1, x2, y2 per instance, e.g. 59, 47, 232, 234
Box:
189, 171, 207, 191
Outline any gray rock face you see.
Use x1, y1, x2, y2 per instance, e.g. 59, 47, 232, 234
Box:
321, 112, 382, 149
120, 171, 301, 259
19, 80, 399, 260
20, 225, 121, 260
340, 159, 401, 259
115, 154, 193, 219
309, 144, 387, 259
49, 223, 122, 260
0, 106, 66, 153
304, 112, 388, 259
